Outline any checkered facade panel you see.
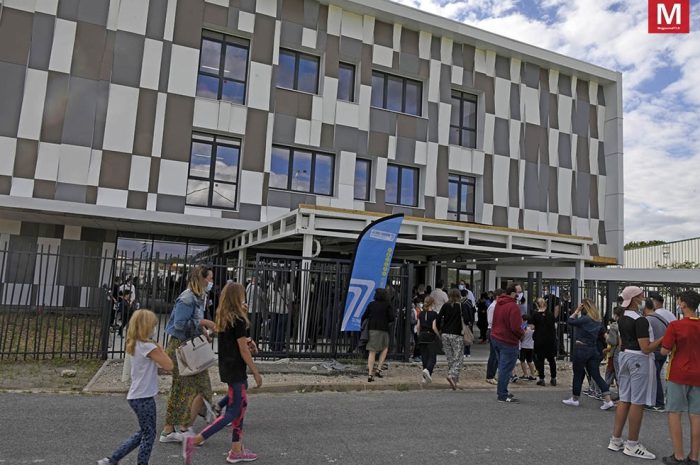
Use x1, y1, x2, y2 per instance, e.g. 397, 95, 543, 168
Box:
0, 0, 621, 258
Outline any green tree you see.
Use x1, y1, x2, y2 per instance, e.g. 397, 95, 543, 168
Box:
624, 240, 666, 250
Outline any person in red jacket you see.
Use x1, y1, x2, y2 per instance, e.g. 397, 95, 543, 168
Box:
491, 283, 525, 403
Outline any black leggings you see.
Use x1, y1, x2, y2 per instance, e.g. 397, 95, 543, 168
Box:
534, 347, 557, 380
421, 342, 437, 374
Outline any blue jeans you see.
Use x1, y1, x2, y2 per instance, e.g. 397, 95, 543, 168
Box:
572, 344, 610, 397
654, 356, 667, 407
110, 397, 156, 465
492, 338, 520, 400
486, 330, 499, 379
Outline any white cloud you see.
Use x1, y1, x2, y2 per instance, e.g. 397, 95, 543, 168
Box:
391, 0, 700, 243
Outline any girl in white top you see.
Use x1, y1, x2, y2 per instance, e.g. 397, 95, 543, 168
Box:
98, 310, 173, 465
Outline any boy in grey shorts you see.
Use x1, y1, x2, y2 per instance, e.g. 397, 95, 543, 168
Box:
660, 290, 700, 465
608, 286, 663, 460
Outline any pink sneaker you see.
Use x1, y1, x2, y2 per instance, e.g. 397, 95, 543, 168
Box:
226, 449, 258, 463
182, 435, 195, 465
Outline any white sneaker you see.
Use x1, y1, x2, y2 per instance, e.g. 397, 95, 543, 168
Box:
422, 369, 432, 383
608, 438, 624, 452
600, 400, 615, 410
562, 398, 580, 407
623, 443, 656, 460
159, 431, 183, 443
97, 459, 112, 465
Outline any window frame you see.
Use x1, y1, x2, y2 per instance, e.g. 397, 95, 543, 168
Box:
371, 70, 423, 116
186, 133, 241, 210
270, 145, 335, 196
353, 158, 371, 201
277, 48, 321, 94
386, 163, 419, 207
447, 173, 476, 222
450, 90, 478, 148
337, 62, 356, 102
196, 32, 250, 104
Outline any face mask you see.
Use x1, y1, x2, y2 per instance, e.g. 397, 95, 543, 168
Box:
458, 285, 465, 291
206, 281, 214, 292
517, 293, 524, 301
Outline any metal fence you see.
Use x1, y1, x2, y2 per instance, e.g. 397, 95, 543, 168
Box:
0, 245, 415, 361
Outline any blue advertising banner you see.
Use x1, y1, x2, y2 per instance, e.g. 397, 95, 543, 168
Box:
340, 214, 404, 331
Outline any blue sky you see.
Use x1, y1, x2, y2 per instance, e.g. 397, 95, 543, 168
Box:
393, 0, 700, 243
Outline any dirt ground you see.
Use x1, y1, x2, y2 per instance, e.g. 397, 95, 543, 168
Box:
0, 359, 104, 391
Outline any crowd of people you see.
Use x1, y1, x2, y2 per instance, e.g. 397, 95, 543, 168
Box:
97, 266, 700, 465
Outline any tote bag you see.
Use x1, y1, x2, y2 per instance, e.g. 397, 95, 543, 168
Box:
176, 334, 217, 376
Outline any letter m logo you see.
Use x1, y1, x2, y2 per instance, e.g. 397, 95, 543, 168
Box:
648, 0, 690, 33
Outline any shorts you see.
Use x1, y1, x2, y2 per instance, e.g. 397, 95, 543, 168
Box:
519, 348, 534, 363
618, 351, 656, 406
666, 381, 700, 414
366, 330, 389, 352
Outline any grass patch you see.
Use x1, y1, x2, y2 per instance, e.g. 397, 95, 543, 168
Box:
0, 310, 105, 360
0, 359, 104, 391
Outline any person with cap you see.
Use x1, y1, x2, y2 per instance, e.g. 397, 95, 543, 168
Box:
659, 290, 700, 465
649, 291, 677, 324
608, 286, 664, 460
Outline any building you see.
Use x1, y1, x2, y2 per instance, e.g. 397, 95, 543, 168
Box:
624, 237, 700, 269
0, 0, 623, 296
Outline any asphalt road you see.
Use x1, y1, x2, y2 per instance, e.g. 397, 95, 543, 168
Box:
0, 390, 682, 465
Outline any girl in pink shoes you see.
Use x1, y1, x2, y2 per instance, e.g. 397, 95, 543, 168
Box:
97, 310, 173, 465
182, 283, 263, 464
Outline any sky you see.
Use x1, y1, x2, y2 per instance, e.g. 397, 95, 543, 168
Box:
392, 0, 700, 244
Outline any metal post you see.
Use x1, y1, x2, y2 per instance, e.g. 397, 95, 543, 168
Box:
298, 234, 313, 352
527, 271, 534, 307
535, 272, 543, 301
404, 263, 414, 362
606, 281, 618, 322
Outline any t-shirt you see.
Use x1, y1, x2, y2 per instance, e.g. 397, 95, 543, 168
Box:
128, 340, 158, 400
419, 310, 438, 332
520, 326, 534, 349
218, 318, 249, 384
532, 310, 556, 348
618, 310, 650, 352
662, 317, 700, 386
439, 302, 464, 335
655, 308, 677, 323
486, 301, 496, 329
646, 314, 668, 342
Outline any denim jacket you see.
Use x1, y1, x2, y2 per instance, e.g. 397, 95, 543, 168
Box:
567, 314, 602, 347
165, 289, 205, 340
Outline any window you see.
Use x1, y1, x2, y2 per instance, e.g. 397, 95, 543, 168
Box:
337, 62, 356, 102
448, 174, 476, 222
196, 33, 249, 104
386, 164, 418, 207
354, 159, 371, 201
186, 134, 240, 210
277, 49, 320, 94
371, 71, 422, 116
450, 91, 477, 148
270, 146, 334, 195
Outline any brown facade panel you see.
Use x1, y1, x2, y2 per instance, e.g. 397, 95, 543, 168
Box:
0, 8, 32, 66
13, 139, 38, 179
99, 151, 132, 190
133, 89, 158, 156
161, 94, 195, 162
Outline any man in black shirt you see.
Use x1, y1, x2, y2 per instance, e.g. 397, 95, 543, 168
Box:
609, 286, 663, 460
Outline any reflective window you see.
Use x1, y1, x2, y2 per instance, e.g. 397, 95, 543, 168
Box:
354, 159, 371, 201
277, 49, 320, 94
337, 62, 356, 102
449, 91, 478, 148
386, 164, 418, 207
196, 34, 249, 105
186, 134, 240, 210
371, 71, 422, 116
448, 174, 476, 222
270, 146, 334, 195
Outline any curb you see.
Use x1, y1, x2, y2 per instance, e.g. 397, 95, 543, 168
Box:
83, 359, 118, 394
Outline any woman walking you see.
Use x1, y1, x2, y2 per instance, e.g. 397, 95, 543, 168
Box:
563, 299, 615, 410
97, 310, 173, 465
416, 296, 440, 384
439, 289, 467, 390
532, 297, 558, 386
476, 293, 490, 343
160, 265, 217, 443
362, 288, 395, 382
182, 283, 263, 465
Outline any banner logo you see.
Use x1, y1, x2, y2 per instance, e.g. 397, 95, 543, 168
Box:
648, 0, 690, 33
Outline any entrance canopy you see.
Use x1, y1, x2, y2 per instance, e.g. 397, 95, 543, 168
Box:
224, 205, 594, 263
